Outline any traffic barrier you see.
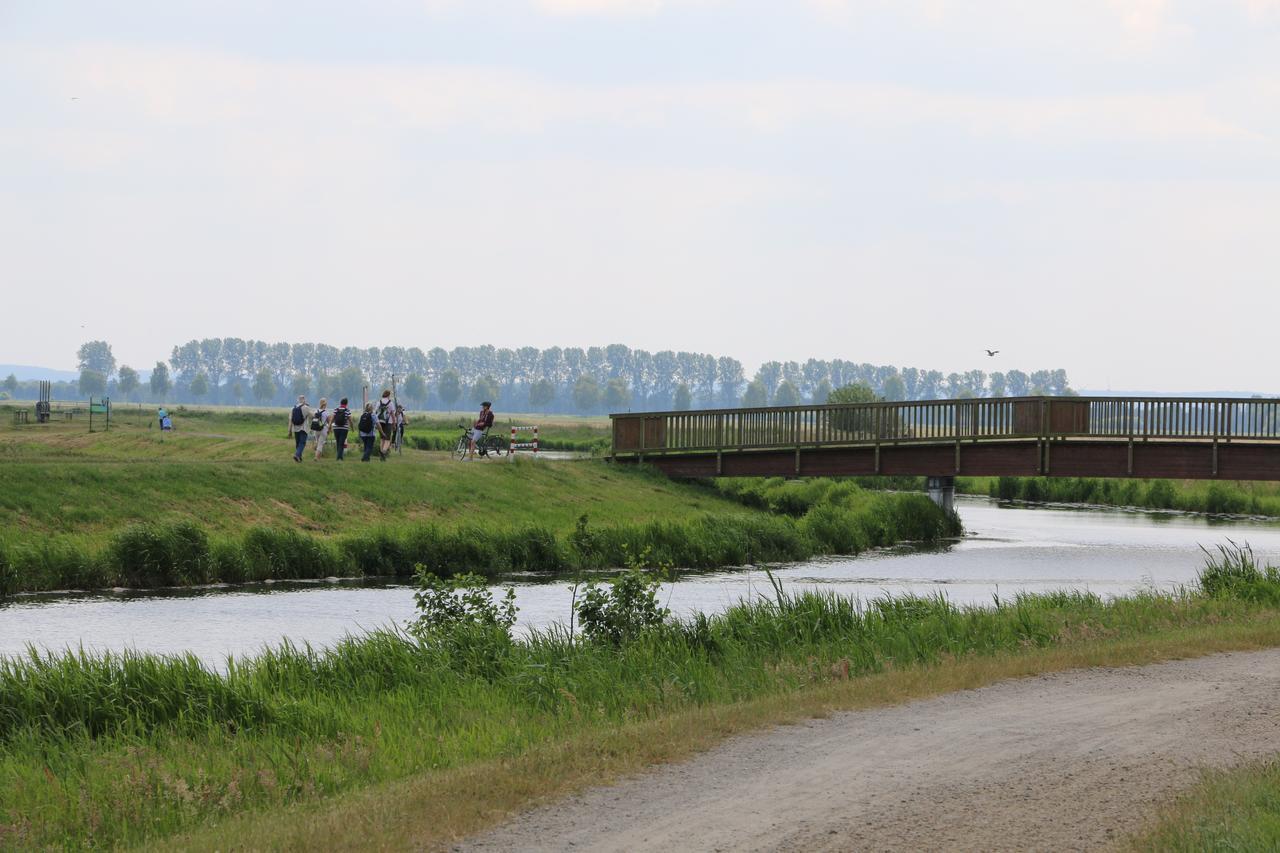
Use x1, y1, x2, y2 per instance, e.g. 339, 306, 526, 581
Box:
509, 425, 539, 458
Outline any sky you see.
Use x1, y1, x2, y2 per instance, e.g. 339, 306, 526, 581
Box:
2, 0, 1278, 392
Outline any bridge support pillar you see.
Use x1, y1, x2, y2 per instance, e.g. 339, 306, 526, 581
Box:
926, 476, 956, 514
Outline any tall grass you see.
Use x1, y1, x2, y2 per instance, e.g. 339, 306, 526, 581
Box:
0, 479, 958, 595
975, 476, 1280, 516
2, 548, 1277, 848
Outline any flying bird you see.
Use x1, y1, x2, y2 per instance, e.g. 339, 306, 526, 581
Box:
985, 349, 999, 357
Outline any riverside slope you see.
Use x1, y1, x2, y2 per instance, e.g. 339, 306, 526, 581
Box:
458, 649, 1280, 852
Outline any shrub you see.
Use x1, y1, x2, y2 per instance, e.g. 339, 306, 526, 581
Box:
407, 569, 518, 676
240, 527, 339, 581
105, 522, 211, 587
575, 551, 669, 645
0, 544, 14, 597
1197, 541, 1280, 605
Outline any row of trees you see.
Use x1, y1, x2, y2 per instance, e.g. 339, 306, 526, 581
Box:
48, 340, 1073, 413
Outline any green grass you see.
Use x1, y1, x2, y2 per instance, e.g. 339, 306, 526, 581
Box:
1128, 761, 1280, 851
959, 475, 1280, 516
2, 546, 1279, 849
0, 407, 959, 593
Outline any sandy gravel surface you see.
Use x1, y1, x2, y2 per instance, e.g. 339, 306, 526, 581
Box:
457, 649, 1280, 852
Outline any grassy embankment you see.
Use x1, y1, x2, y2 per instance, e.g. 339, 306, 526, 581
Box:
2, 546, 1279, 849
0, 407, 958, 594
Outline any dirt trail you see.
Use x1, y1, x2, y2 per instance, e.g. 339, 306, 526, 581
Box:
458, 649, 1280, 852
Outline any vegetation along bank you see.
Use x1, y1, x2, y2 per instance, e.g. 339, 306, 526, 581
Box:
0, 407, 958, 594
1, 545, 1278, 848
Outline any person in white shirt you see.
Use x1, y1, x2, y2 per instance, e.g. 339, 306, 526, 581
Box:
311, 397, 331, 460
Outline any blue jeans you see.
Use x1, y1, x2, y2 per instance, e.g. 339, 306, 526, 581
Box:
361, 434, 375, 461
333, 428, 349, 460
293, 430, 308, 459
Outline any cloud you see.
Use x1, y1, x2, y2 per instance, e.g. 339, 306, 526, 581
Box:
531, 0, 669, 13
5, 42, 1259, 156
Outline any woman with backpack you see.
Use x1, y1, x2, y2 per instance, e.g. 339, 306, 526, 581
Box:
358, 402, 378, 462
375, 390, 395, 461
330, 397, 353, 461
310, 397, 330, 460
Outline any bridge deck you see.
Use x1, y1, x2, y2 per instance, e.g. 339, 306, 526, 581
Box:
610, 396, 1280, 480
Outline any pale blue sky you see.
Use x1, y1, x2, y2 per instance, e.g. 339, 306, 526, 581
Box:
3, 1, 1278, 391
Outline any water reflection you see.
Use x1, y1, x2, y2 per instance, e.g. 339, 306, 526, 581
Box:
3, 497, 1279, 667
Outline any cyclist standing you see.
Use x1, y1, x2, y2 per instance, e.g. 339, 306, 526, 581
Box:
467, 401, 495, 460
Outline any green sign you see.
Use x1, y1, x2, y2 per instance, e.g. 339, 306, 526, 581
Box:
90, 403, 108, 414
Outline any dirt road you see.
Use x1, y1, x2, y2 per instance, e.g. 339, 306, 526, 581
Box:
459, 649, 1280, 852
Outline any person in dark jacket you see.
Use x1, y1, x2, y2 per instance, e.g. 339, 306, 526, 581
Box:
358, 402, 378, 462
330, 397, 353, 461
467, 401, 495, 460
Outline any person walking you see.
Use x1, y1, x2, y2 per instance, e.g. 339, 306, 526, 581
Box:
395, 405, 407, 452
288, 395, 312, 462
330, 397, 353, 461
375, 390, 396, 461
311, 397, 331, 460
358, 402, 377, 462
467, 401, 495, 460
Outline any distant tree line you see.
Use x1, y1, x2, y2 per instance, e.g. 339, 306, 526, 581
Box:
2, 340, 1072, 414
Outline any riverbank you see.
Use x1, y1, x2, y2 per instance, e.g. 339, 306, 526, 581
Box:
3, 548, 1279, 849
960, 475, 1280, 516
0, 410, 959, 594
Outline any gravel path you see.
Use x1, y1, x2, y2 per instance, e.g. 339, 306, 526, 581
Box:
458, 649, 1280, 852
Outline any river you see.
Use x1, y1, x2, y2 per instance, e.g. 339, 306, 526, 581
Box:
4, 497, 1280, 667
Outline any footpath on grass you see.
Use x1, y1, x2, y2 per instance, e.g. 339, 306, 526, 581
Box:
461, 647, 1280, 853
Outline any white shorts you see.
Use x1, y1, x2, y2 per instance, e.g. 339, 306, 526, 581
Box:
471, 428, 485, 442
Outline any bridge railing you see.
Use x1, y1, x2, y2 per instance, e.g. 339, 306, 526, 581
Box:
611, 396, 1280, 456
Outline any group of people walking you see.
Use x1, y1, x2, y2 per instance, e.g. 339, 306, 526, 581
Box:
288, 389, 405, 462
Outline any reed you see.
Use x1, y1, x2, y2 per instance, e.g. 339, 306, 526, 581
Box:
0, 477, 958, 595
2, 549, 1278, 848
970, 476, 1280, 516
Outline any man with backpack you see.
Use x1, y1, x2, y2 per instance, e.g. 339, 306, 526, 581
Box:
330, 397, 353, 461
288, 395, 311, 462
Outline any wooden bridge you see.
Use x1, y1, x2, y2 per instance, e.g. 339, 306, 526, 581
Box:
610, 397, 1280, 490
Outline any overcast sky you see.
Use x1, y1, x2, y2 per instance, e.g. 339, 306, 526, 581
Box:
2, 1, 1278, 392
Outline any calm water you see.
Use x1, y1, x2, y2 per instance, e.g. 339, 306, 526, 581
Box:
4, 497, 1280, 667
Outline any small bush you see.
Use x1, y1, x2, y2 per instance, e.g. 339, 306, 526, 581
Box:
1198, 541, 1280, 605
240, 527, 339, 581
105, 522, 211, 587
575, 549, 669, 645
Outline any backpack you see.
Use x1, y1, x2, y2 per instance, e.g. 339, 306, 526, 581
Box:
332, 407, 349, 428
310, 411, 325, 432
358, 411, 374, 433
377, 399, 391, 421
291, 405, 305, 426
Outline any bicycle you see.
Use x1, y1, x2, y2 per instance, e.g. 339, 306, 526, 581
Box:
453, 424, 507, 460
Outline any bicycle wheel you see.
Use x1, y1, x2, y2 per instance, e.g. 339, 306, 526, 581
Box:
452, 434, 469, 461
483, 435, 508, 457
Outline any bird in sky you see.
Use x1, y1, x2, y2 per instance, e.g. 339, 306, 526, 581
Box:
985, 349, 999, 357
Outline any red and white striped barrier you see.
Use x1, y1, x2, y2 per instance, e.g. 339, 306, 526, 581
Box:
509, 425, 539, 458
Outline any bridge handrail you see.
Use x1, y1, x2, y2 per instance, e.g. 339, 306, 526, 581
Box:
609, 396, 1280, 455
